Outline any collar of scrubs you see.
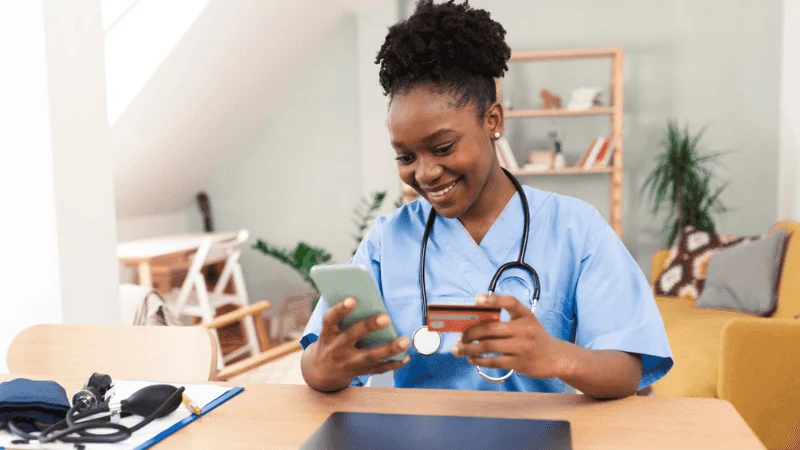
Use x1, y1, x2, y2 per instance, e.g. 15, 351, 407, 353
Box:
433, 187, 537, 298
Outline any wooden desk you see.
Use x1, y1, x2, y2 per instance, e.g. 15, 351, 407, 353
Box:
0, 374, 764, 449
117, 232, 238, 291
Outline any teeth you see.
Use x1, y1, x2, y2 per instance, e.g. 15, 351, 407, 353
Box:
429, 180, 458, 198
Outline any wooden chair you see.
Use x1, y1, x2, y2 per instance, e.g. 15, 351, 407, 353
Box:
6, 324, 218, 382
203, 300, 303, 381
276, 291, 318, 344
163, 229, 260, 371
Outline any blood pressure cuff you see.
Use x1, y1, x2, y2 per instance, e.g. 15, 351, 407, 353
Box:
0, 378, 70, 429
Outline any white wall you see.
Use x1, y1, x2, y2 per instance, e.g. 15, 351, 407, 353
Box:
116, 211, 194, 242
110, 0, 366, 220
0, 0, 120, 372
779, 0, 800, 221
193, 17, 364, 306
102, 0, 212, 125
358, 2, 402, 212
43, 0, 121, 325
0, 1, 64, 373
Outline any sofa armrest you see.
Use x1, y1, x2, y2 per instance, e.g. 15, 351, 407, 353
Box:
719, 318, 800, 449
650, 249, 671, 285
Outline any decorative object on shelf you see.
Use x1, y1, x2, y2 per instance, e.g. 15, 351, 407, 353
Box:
641, 120, 731, 248
540, 89, 562, 109
525, 150, 555, 171
552, 146, 565, 169
547, 121, 565, 169
567, 87, 602, 110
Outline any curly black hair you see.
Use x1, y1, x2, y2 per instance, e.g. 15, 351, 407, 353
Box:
375, 0, 511, 119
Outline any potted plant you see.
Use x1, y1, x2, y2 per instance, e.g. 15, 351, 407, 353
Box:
641, 120, 730, 247
253, 191, 393, 308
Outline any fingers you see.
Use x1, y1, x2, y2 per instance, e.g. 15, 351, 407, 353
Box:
367, 356, 411, 375
320, 297, 356, 338
476, 293, 532, 319
451, 338, 520, 358
466, 355, 515, 370
342, 313, 392, 345
358, 337, 411, 366
460, 320, 514, 344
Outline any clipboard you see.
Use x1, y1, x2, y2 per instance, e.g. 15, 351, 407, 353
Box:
0, 380, 244, 450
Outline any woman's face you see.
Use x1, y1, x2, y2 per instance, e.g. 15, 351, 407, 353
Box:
388, 84, 502, 219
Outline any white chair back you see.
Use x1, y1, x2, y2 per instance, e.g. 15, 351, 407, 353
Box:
209, 229, 250, 298
166, 230, 259, 371
172, 236, 214, 319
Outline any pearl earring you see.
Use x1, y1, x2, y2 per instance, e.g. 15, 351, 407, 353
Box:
493, 132, 501, 139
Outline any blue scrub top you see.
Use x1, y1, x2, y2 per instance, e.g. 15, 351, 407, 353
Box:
301, 186, 673, 393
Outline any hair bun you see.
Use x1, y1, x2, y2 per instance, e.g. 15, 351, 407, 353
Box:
376, 0, 511, 96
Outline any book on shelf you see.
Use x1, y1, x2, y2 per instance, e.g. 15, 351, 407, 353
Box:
495, 137, 519, 169
576, 136, 615, 169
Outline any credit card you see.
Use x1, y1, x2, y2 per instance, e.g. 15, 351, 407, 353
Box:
427, 304, 502, 332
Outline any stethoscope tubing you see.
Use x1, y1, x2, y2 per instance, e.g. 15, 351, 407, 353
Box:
416, 168, 541, 383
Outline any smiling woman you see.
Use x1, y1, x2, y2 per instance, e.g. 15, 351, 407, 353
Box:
380, 0, 513, 243
298, 0, 673, 400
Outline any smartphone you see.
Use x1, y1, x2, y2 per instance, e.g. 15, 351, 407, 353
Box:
309, 264, 406, 361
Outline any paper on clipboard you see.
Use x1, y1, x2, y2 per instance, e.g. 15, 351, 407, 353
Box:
0, 380, 243, 450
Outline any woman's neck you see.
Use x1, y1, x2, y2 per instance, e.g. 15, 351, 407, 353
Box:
459, 164, 517, 245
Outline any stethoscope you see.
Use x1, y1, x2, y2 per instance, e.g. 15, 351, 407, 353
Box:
411, 167, 541, 383
3, 373, 185, 445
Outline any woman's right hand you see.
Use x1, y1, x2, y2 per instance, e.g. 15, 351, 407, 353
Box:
301, 297, 411, 392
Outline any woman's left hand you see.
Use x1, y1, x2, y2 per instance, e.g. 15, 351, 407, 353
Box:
451, 293, 572, 380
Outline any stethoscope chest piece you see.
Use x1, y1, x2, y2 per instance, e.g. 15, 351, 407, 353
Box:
412, 326, 442, 356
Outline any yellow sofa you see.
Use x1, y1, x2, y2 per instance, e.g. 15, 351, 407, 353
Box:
651, 221, 800, 449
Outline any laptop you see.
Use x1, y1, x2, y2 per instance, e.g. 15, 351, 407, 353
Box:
299, 411, 572, 450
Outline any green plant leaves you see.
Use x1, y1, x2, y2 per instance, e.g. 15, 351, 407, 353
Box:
252, 190, 392, 292
251, 240, 331, 291
640, 120, 731, 247
351, 191, 388, 256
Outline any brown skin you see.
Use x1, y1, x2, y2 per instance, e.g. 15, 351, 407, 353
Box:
301, 84, 643, 398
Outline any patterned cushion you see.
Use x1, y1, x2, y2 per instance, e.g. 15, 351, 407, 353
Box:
654, 227, 757, 299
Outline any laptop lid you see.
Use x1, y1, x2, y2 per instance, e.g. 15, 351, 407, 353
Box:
300, 411, 572, 450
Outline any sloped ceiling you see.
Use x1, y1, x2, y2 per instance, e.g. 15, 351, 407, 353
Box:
111, 0, 389, 218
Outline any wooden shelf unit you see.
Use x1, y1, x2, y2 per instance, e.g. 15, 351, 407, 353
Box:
510, 166, 613, 176
500, 46, 625, 237
504, 106, 613, 119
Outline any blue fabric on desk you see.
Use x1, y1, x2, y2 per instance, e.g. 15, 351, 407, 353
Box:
0, 378, 70, 431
